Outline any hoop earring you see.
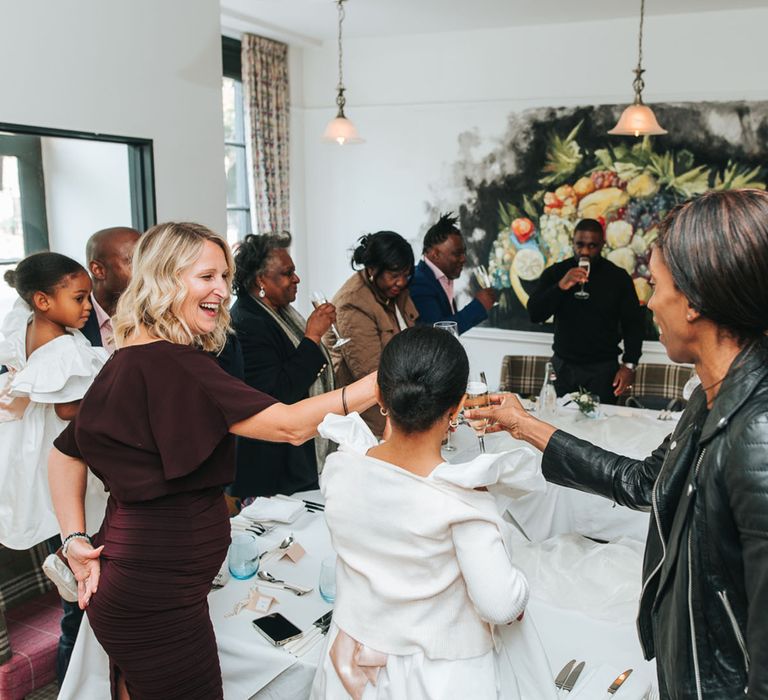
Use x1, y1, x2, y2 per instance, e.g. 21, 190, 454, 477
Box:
449, 417, 459, 429
258, 286, 266, 298
379, 407, 389, 416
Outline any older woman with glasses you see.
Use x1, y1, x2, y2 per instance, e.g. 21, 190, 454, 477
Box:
230, 232, 337, 500
326, 231, 418, 437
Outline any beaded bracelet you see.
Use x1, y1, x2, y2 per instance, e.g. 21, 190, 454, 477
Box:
62, 532, 92, 558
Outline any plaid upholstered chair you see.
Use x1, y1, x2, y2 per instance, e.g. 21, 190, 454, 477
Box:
0, 543, 61, 700
499, 355, 550, 398
621, 363, 694, 411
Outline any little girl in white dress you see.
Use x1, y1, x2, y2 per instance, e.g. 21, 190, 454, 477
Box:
0, 252, 108, 550
311, 327, 556, 700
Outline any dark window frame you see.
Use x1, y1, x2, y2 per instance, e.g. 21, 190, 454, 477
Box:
221, 36, 252, 239
0, 133, 49, 259
0, 122, 156, 235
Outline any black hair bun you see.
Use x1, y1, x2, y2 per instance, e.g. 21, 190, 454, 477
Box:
3, 269, 17, 288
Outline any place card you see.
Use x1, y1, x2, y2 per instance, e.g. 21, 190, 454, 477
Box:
283, 542, 306, 563
225, 586, 279, 617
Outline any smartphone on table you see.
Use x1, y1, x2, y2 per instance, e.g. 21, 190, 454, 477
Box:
252, 613, 303, 646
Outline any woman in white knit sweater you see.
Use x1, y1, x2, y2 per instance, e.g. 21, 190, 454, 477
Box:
311, 327, 555, 700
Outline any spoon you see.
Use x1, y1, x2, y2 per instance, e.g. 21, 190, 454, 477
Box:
257, 570, 313, 596
259, 533, 294, 561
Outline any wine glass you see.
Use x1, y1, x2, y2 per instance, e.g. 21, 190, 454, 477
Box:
464, 371, 490, 453
473, 265, 499, 307
433, 321, 459, 335
433, 321, 459, 451
311, 291, 350, 348
574, 257, 590, 300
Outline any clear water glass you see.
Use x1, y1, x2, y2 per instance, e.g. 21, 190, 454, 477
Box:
319, 556, 337, 603
228, 533, 259, 580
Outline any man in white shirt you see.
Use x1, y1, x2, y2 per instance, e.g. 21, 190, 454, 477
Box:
81, 227, 140, 352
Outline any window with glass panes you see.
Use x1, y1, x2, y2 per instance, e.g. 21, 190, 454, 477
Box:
0, 134, 49, 321
222, 37, 251, 246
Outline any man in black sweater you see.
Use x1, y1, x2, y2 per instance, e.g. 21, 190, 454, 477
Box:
527, 218, 643, 404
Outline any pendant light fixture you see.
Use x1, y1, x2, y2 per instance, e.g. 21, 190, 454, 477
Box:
322, 0, 364, 145
608, 0, 667, 137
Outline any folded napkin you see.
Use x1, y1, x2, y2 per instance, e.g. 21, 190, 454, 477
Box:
569, 664, 651, 700
239, 495, 303, 524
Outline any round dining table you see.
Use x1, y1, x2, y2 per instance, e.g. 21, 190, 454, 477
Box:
59, 402, 675, 699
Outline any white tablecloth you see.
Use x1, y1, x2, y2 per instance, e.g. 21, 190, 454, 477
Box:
448, 403, 678, 542
59, 494, 332, 700
60, 486, 658, 699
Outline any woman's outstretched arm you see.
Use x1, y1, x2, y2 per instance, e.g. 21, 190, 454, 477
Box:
230, 372, 378, 445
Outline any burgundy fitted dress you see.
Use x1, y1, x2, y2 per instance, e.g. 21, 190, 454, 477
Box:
54, 340, 277, 700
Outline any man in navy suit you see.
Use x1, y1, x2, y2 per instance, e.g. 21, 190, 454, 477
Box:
410, 212, 496, 334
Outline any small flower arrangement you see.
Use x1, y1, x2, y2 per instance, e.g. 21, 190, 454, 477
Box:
571, 388, 600, 418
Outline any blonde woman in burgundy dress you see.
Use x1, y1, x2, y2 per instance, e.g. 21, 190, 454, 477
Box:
48, 222, 377, 700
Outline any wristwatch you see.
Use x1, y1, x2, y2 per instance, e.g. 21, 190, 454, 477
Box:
622, 362, 637, 372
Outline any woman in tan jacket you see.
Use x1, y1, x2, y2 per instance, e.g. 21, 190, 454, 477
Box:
326, 231, 418, 437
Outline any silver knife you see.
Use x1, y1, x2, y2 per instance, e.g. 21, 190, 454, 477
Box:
562, 661, 585, 692
607, 668, 633, 695
554, 659, 576, 689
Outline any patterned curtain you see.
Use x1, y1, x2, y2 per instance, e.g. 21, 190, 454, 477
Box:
241, 34, 290, 234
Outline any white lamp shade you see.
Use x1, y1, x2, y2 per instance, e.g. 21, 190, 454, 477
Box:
322, 116, 364, 145
608, 103, 667, 136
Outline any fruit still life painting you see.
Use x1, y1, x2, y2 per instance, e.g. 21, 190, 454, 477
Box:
451, 101, 768, 337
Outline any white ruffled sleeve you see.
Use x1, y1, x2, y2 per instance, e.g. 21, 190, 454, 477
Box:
11, 332, 108, 404
431, 447, 546, 499
318, 412, 379, 453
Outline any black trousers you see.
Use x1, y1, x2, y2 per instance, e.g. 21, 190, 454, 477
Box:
552, 355, 619, 405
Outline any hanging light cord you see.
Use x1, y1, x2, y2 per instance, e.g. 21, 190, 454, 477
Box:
632, 0, 646, 103
335, 0, 347, 116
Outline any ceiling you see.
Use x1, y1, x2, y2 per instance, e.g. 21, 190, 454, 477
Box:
220, 0, 768, 45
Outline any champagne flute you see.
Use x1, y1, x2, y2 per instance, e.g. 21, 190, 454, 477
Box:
474, 265, 499, 307
464, 372, 490, 453
311, 291, 350, 348
574, 257, 590, 300
433, 321, 459, 451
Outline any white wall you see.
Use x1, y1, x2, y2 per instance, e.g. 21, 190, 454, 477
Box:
293, 7, 768, 388
1, 0, 227, 233
42, 138, 132, 264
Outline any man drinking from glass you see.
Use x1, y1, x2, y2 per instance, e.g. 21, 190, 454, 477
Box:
527, 218, 643, 404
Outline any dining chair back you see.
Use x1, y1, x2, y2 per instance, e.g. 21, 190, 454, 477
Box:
499, 355, 550, 398
0, 543, 61, 700
620, 363, 694, 411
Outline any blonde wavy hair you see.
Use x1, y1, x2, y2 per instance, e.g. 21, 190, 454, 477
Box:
113, 222, 234, 353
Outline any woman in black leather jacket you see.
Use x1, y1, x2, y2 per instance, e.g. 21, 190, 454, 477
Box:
469, 189, 768, 700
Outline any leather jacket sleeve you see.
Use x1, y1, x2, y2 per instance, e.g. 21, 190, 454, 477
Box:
541, 429, 672, 510
724, 413, 768, 698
